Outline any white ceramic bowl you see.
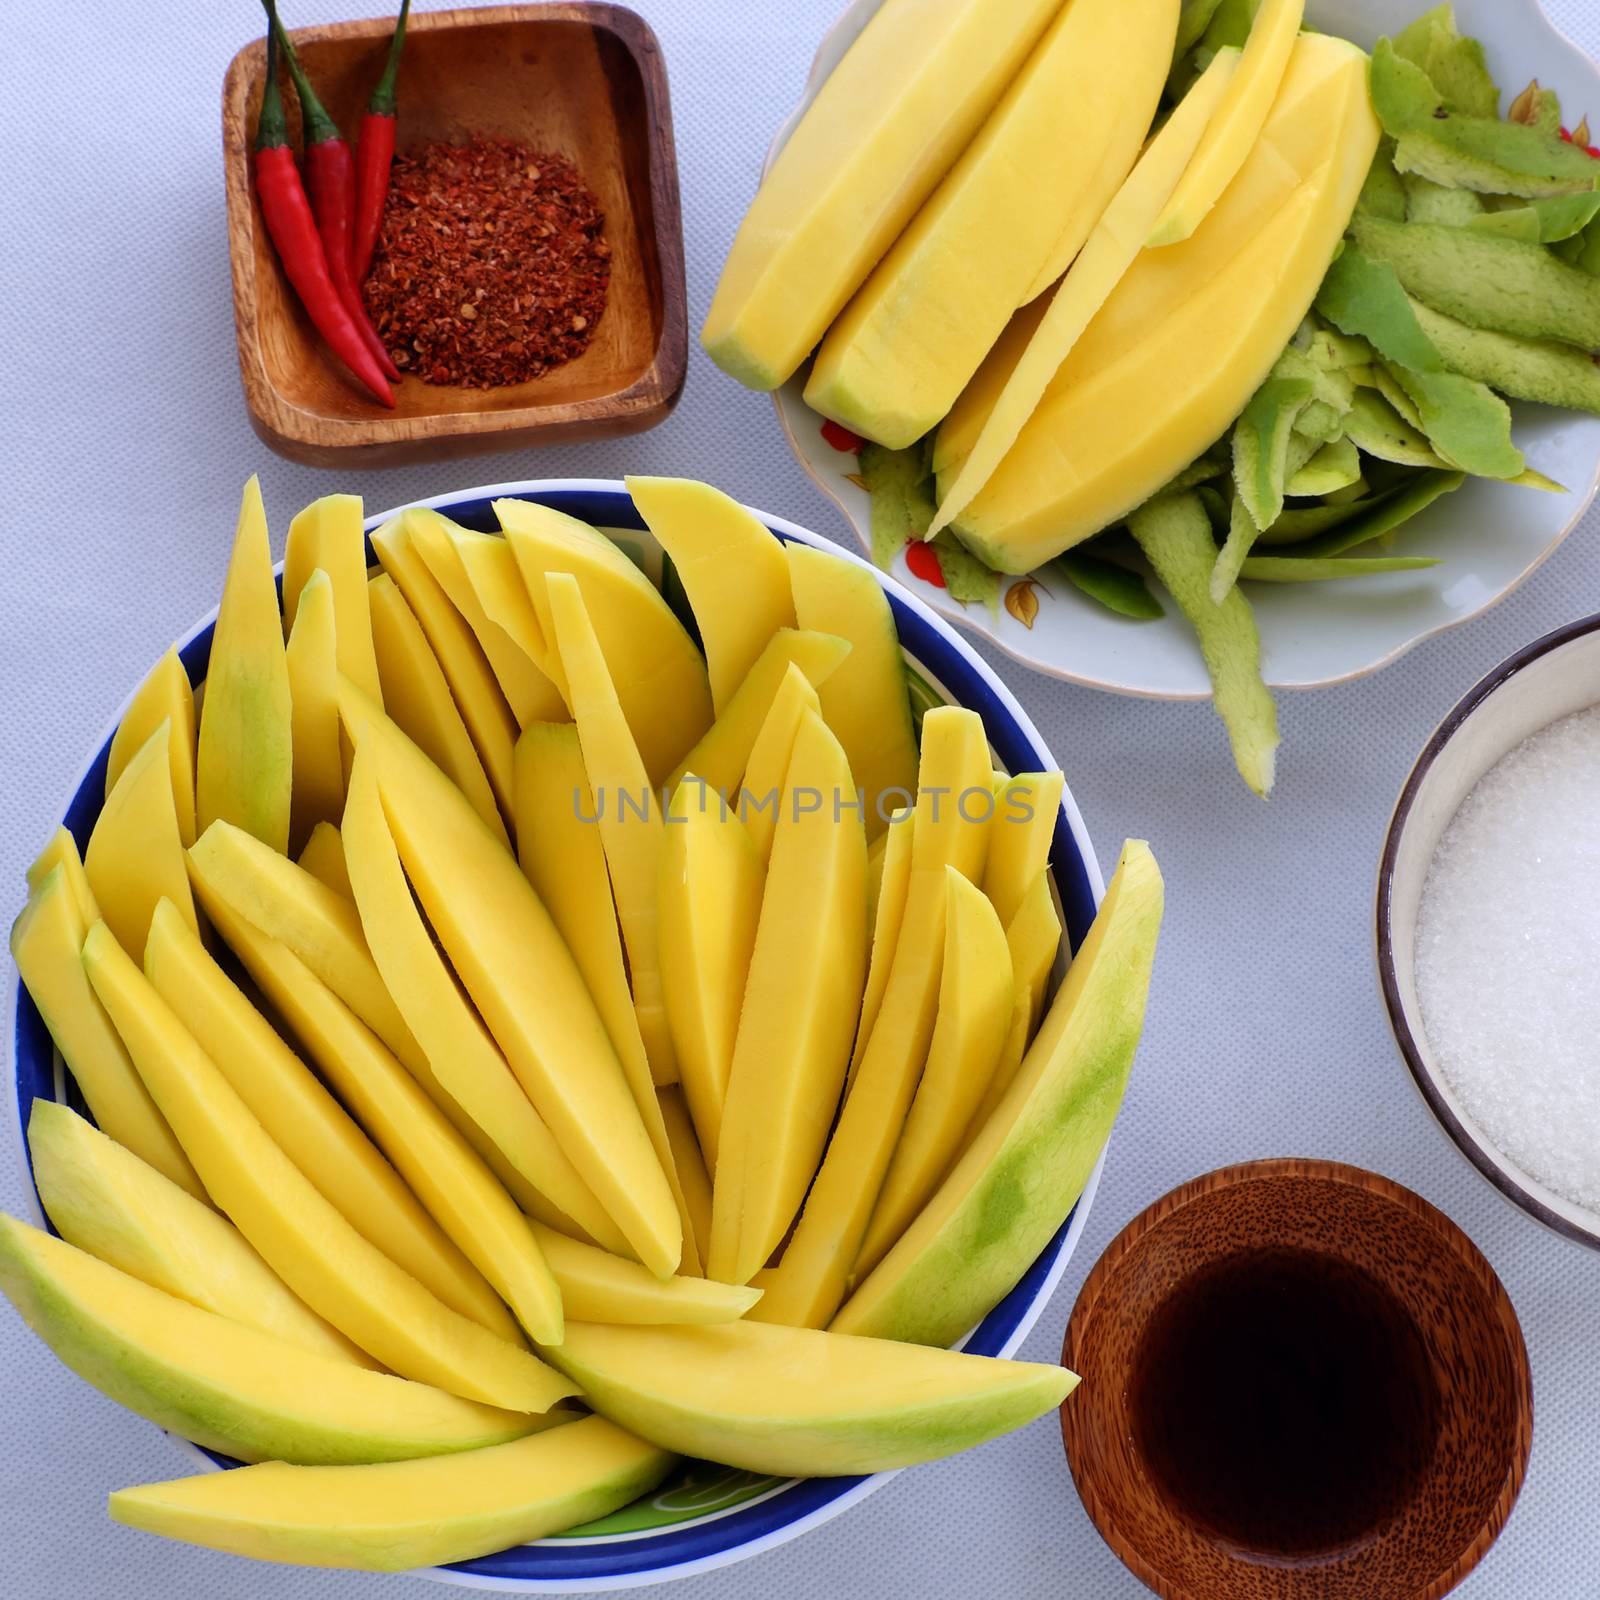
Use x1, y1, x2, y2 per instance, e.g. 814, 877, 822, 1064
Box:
770, 0, 1600, 697
1377, 612, 1600, 1251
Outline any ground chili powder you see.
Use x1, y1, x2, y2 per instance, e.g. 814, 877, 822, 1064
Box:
362, 137, 610, 388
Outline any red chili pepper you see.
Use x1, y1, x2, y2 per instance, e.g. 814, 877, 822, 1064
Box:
820, 419, 866, 453
265, 3, 400, 382
904, 540, 946, 588
351, 0, 411, 288
253, 32, 394, 407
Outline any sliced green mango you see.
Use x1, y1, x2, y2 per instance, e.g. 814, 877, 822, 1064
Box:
1392, 6, 1499, 118
1392, 365, 1524, 479
1403, 173, 1485, 226
1343, 387, 1450, 466
1358, 142, 1409, 221
1286, 436, 1363, 497
1055, 550, 1164, 620
1410, 298, 1600, 414
1316, 247, 1445, 375
1233, 375, 1316, 531
1284, 470, 1465, 557
1241, 554, 1439, 581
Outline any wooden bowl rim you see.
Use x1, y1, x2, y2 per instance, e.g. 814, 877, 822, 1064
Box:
220, 2, 687, 460
1060, 1158, 1533, 1600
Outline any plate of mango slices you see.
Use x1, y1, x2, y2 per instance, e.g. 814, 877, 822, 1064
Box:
713, 0, 1600, 794
5, 475, 1163, 1580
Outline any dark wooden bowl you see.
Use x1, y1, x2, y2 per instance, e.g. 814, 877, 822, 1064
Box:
1061, 1159, 1532, 1600
221, 3, 686, 466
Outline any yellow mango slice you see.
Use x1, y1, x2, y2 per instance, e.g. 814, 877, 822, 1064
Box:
28, 1100, 371, 1369
531, 1217, 758, 1325
658, 1087, 713, 1272
339, 680, 681, 1279
407, 508, 566, 726
284, 570, 345, 853
0, 1217, 537, 1467
510, 723, 702, 1272
371, 513, 518, 819
210, 883, 564, 1347
783, 544, 917, 838
930, 47, 1242, 536
196, 476, 292, 852
665, 629, 852, 796
11, 866, 200, 1199
26, 828, 99, 922
296, 820, 352, 899
109, 1417, 670, 1572
947, 35, 1380, 571
738, 664, 820, 865
701, 0, 1065, 390
86, 922, 574, 1413
339, 736, 629, 1254
835, 842, 1161, 1349
85, 722, 198, 960
368, 571, 507, 846
984, 771, 1063, 928
805, 0, 1179, 448
283, 494, 382, 704
932, 295, 1051, 483
626, 476, 796, 713
449, 525, 555, 675
143, 899, 514, 1341
545, 573, 678, 1088
751, 707, 993, 1328
497, 497, 713, 784
658, 777, 763, 1168
710, 712, 869, 1285
854, 870, 1013, 1277
105, 646, 197, 847
1148, 0, 1305, 248
849, 806, 914, 1094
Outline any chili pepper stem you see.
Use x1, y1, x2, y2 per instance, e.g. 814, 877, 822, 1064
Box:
260, 0, 340, 146
370, 0, 411, 118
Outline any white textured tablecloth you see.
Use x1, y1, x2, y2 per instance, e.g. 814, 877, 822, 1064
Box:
3, 2, 1599, 1594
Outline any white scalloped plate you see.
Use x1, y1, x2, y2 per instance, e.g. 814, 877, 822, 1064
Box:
770, 0, 1600, 699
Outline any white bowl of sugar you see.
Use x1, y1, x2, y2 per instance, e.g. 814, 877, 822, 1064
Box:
1379, 615, 1600, 1252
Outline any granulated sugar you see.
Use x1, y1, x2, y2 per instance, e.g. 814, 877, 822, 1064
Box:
1416, 705, 1600, 1215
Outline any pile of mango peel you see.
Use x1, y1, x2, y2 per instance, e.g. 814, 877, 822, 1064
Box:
706, 0, 1600, 794
4, 474, 1163, 1570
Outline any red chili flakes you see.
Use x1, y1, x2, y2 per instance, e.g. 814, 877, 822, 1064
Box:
362, 137, 611, 389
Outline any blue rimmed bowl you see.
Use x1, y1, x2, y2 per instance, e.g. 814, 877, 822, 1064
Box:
7, 479, 1106, 1590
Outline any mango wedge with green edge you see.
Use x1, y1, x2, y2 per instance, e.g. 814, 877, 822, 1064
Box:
506, 723, 703, 1275
25, 827, 100, 921
11, 867, 203, 1201
658, 777, 764, 1168
340, 719, 631, 1257
105, 647, 197, 847
407, 507, 566, 727
109, 1416, 672, 1572
338, 677, 682, 1280
284, 571, 345, 854
710, 711, 869, 1285
283, 494, 383, 705
944, 37, 1256, 484
195, 475, 292, 852
658, 1086, 714, 1271
83, 921, 573, 1413
984, 772, 1063, 930
784, 544, 917, 841
368, 571, 508, 846
297, 821, 352, 899
145, 899, 533, 1338
496, 497, 713, 784
701, 0, 1064, 391
627, 477, 796, 713
738, 665, 820, 865
849, 806, 914, 1094
855, 869, 1013, 1279
834, 841, 1163, 1348
946, 35, 1380, 571
85, 722, 198, 960
542, 1319, 1076, 1476
804, 0, 1179, 450
27, 1101, 372, 1370
371, 513, 519, 820
751, 708, 993, 1329
545, 572, 679, 1089
0, 1216, 541, 1466
664, 629, 852, 796
1148, 0, 1303, 247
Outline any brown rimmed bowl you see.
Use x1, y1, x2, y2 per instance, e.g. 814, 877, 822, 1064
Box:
221, 4, 686, 466
1061, 1159, 1532, 1600
1378, 612, 1600, 1252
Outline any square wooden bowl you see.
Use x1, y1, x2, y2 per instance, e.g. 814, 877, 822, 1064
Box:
221, 3, 686, 467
